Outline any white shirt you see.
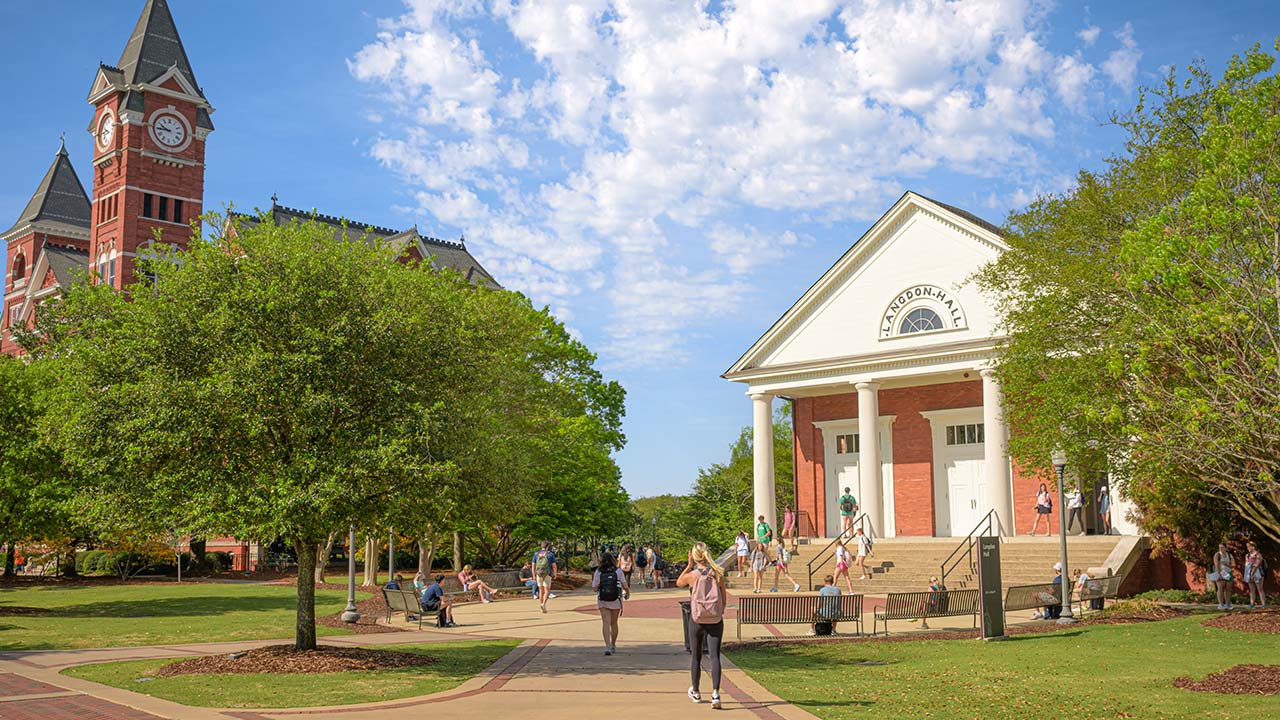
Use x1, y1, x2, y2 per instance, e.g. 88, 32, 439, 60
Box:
835, 545, 852, 565
1068, 491, 1083, 509
855, 535, 871, 556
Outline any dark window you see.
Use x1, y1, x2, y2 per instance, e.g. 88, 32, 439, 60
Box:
173, 199, 183, 223
899, 307, 944, 334
159, 197, 169, 221
12, 253, 25, 280
143, 193, 153, 218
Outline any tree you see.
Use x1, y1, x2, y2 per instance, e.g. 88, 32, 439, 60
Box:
31, 212, 566, 648
978, 45, 1280, 553
0, 357, 71, 575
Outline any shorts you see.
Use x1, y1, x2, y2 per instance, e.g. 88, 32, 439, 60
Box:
835, 562, 848, 573
737, 551, 749, 558
776, 561, 788, 570
535, 574, 552, 589
856, 552, 867, 559
1036, 506, 1051, 514
422, 599, 441, 612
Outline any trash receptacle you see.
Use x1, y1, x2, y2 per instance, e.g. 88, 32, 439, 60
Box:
679, 600, 708, 654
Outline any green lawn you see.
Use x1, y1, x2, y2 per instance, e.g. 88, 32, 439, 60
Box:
729, 616, 1280, 720
63, 640, 521, 708
0, 582, 366, 650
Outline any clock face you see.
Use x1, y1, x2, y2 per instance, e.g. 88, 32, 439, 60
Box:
98, 116, 115, 149
153, 114, 187, 148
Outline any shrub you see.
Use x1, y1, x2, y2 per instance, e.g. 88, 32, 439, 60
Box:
567, 555, 591, 571
205, 551, 233, 572
80, 550, 107, 575
1133, 589, 1199, 603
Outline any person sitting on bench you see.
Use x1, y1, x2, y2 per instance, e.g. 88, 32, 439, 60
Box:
421, 574, 456, 627
520, 561, 539, 599
810, 574, 841, 636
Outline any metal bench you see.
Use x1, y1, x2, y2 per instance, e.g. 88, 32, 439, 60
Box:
736, 593, 864, 639
1003, 582, 1063, 622
382, 587, 430, 629
1075, 574, 1123, 614
872, 589, 979, 635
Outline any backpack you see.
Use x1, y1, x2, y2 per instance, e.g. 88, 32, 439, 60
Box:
635, 550, 648, 567
840, 496, 855, 513
597, 569, 621, 602
534, 550, 552, 576
690, 567, 725, 624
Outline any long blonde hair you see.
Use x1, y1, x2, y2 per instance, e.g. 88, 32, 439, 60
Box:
690, 541, 725, 581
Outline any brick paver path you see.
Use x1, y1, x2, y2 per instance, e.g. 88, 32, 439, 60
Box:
1, 694, 166, 719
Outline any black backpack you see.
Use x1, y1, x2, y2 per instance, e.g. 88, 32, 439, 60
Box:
635, 551, 648, 567
598, 569, 621, 601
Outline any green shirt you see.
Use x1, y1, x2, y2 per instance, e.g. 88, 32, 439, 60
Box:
756, 521, 772, 542
839, 494, 858, 516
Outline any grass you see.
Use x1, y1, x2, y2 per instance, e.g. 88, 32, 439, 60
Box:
62, 640, 521, 708
728, 616, 1280, 720
0, 582, 367, 650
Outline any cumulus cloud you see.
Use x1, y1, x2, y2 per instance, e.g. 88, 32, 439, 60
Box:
1102, 22, 1142, 91
1077, 24, 1101, 47
349, 0, 1118, 367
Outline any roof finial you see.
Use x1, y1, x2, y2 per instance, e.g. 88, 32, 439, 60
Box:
271, 192, 279, 206
459, 233, 466, 245
58, 133, 67, 155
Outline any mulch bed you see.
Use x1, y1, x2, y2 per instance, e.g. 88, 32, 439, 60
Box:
1201, 608, 1280, 634
0, 605, 55, 616
154, 645, 439, 676
315, 582, 403, 634
1174, 665, 1280, 695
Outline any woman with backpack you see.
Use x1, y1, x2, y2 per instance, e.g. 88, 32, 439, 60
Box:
1028, 483, 1053, 536
1244, 542, 1266, 609
678, 542, 727, 710
619, 545, 636, 588
1211, 543, 1235, 611
833, 539, 855, 593
593, 552, 628, 655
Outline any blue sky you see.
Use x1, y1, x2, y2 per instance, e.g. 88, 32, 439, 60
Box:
2, 1, 1277, 499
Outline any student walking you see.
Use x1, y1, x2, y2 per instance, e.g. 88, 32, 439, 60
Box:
1097, 485, 1113, 535
1066, 487, 1084, 533
533, 541, 558, 613
1028, 483, 1053, 536
782, 504, 798, 552
854, 527, 873, 580
1244, 542, 1267, 609
756, 515, 774, 546
734, 531, 750, 577
771, 540, 801, 593
635, 544, 649, 587
750, 541, 767, 593
619, 545, 636, 588
678, 542, 727, 710
1211, 543, 1235, 611
833, 540, 855, 593
838, 487, 859, 534
593, 552, 629, 655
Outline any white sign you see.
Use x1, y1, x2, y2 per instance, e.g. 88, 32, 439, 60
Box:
880, 284, 967, 338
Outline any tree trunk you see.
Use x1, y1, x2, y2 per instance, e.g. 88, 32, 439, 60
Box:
361, 534, 378, 587
452, 531, 463, 571
294, 539, 318, 650
190, 538, 207, 564
418, 533, 436, 577
3, 542, 14, 578
314, 531, 337, 584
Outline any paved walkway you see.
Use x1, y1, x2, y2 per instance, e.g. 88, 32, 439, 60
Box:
0, 587, 828, 720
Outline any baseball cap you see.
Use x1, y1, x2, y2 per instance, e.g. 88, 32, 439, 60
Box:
1053, 562, 1063, 571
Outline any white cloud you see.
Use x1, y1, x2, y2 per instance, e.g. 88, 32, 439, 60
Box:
1102, 22, 1142, 91
350, 0, 1121, 367
1077, 25, 1101, 47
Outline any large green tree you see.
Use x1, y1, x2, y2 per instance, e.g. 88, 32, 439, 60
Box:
978, 45, 1280, 554
30, 212, 612, 648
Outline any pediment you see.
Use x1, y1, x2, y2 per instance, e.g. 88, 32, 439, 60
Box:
143, 65, 205, 104
726, 193, 1008, 377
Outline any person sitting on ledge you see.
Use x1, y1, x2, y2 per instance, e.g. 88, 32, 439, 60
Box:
421, 574, 456, 627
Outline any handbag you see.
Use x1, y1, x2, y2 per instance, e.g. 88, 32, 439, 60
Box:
1207, 571, 1220, 583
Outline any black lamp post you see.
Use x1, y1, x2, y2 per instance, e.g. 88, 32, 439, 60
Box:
341, 526, 360, 623
1051, 449, 1075, 623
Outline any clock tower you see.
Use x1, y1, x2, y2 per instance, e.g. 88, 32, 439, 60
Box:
87, 0, 213, 288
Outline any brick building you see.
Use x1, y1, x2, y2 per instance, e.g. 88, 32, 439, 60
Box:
2, 0, 494, 359
724, 192, 1138, 540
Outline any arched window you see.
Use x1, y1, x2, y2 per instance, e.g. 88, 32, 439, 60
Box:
11, 253, 25, 281
899, 307, 943, 334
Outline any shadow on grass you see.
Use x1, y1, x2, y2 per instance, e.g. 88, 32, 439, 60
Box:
1005, 630, 1084, 641
7, 595, 305, 619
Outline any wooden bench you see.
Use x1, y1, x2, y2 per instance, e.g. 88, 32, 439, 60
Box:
872, 589, 979, 635
1075, 573, 1123, 614
736, 593, 864, 639
1003, 582, 1063, 622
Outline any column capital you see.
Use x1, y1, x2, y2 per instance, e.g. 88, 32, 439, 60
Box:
748, 392, 774, 402
979, 367, 998, 379
854, 381, 880, 392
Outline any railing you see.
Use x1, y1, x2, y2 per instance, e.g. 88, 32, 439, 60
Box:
804, 513, 876, 590
939, 510, 999, 590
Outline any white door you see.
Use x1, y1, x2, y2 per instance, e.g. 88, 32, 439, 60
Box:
825, 438, 858, 536
946, 456, 986, 536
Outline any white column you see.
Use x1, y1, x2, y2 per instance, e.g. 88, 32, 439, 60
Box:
981, 368, 1014, 535
856, 382, 883, 537
751, 393, 776, 538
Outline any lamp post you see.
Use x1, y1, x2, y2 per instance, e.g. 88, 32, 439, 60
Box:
341, 526, 360, 623
388, 527, 395, 583
1051, 449, 1075, 624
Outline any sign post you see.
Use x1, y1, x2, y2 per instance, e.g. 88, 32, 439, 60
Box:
978, 536, 1005, 640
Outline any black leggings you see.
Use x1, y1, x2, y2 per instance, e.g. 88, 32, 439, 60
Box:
689, 618, 723, 693
1067, 507, 1083, 532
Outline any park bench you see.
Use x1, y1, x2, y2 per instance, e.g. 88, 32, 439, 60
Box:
1003, 582, 1063, 622
1075, 573, 1123, 615
872, 589, 979, 635
736, 593, 864, 639
382, 587, 434, 629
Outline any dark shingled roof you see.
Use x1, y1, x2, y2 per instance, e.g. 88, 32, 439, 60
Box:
114, 0, 213, 130
234, 203, 499, 288
917, 193, 1006, 238
3, 141, 91, 237
43, 244, 90, 287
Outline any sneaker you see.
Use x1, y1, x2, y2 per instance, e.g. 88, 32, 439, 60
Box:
711, 691, 722, 709
605, 647, 612, 656
806, 629, 817, 636
1226, 604, 1235, 610
793, 583, 801, 592
688, 687, 702, 704
769, 588, 778, 593
541, 604, 547, 614
549, 593, 558, 599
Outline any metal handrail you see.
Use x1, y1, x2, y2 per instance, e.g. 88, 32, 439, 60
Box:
805, 513, 876, 590
939, 509, 999, 588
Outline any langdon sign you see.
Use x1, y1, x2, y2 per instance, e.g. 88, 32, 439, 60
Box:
880, 284, 967, 338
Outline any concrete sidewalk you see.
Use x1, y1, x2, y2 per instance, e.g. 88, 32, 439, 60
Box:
0, 587, 818, 720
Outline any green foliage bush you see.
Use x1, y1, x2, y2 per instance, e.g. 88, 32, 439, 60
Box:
80, 550, 107, 575
205, 551, 233, 572
1132, 589, 1200, 603
567, 555, 591, 571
